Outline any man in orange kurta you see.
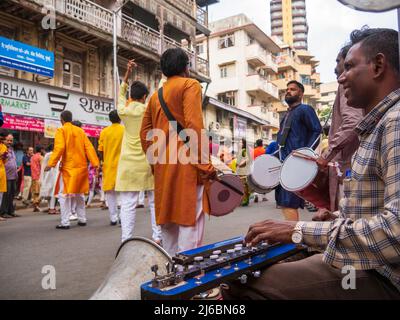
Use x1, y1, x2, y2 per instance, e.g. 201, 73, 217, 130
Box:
140, 48, 216, 255
98, 110, 124, 225
46, 111, 99, 229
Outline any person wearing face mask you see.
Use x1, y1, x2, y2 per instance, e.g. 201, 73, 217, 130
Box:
314, 45, 364, 215
274, 80, 322, 221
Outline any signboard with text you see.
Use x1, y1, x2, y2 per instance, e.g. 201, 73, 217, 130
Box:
0, 76, 114, 128
0, 36, 54, 77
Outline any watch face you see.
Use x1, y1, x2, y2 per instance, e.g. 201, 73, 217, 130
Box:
292, 231, 302, 244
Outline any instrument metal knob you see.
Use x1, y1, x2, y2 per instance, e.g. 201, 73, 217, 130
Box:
253, 271, 261, 278
239, 274, 248, 284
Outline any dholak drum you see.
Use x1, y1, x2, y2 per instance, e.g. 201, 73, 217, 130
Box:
279, 147, 330, 209
248, 155, 282, 194
209, 174, 244, 216
90, 237, 172, 300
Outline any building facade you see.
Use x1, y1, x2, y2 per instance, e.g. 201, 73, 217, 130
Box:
270, 0, 308, 51
0, 0, 215, 148
197, 14, 281, 146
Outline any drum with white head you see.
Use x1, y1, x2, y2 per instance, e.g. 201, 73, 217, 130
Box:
248, 154, 282, 194
279, 148, 330, 209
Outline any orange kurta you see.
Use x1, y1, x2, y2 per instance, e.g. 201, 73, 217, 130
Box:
98, 123, 124, 191
48, 122, 99, 195
0, 143, 7, 193
140, 76, 215, 226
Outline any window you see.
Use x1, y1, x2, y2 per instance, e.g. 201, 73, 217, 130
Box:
196, 43, 204, 55
248, 35, 255, 45
219, 63, 235, 78
247, 63, 257, 75
63, 60, 82, 91
218, 91, 237, 106
218, 34, 235, 49
300, 75, 311, 86
261, 107, 267, 114
249, 95, 256, 106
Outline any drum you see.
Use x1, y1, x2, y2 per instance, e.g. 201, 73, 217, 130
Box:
90, 237, 172, 300
279, 148, 330, 209
209, 174, 244, 216
248, 155, 282, 194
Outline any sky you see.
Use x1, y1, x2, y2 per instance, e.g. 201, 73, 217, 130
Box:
208, 0, 398, 83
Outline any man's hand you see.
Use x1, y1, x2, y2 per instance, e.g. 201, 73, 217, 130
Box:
44, 166, 51, 172
245, 219, 297, 246
312, 209, 337, 222
123, 59, 137, 83
316, 157, 329, 170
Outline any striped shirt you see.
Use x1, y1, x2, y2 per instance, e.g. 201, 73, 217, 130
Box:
297, 88, 400, 292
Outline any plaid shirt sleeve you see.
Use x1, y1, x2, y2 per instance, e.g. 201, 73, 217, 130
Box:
296, 117, 400, 270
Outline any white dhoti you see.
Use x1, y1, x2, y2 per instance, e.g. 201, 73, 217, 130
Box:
161, 185, 205, 256
105, 190, 119, 223
58, 175, 86, 226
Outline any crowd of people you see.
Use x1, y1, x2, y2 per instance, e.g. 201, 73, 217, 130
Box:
1, 26, 400, 299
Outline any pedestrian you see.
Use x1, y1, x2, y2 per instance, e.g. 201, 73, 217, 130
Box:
14, 142, 24, 200
275, 80, 321, 221
140, 48, 216, 255
0, 129, 8, 221
115, 59, 162, 244
253, 139, 265, 159
236, 138, 251, 206
221, 27, 400, 301
40, 144, 59, 215
45, 110, 99, 229
22, 146, 34, 206
316, 44, 364, 212
98, 110, 124, 225
0, 134, 19, 218
31, 145, 43, 212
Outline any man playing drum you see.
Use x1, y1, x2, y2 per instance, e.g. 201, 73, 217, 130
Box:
275, 81, 321, 221
221, 28, 400, 300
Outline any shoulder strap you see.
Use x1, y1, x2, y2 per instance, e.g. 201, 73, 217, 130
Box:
158, 87, 190, 144
278, 111, 294, 147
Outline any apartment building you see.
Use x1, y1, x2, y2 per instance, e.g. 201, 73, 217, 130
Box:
0, 0, 215, 147
270, 0, 308, 50
197, 14, 281, 146
272, 42, 321, 121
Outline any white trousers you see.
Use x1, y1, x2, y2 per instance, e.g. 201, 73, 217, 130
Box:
120, 190, 161, 243
138, 191, 145, 205
161, 185, 205, 256
49, 196, 56, 209
105, 190, 119, 223
58, 175, 86, 226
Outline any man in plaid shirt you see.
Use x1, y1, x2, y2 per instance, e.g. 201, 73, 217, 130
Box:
222, 28, 400, 299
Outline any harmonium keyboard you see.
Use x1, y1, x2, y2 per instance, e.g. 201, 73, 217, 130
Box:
141, 236, 305, 300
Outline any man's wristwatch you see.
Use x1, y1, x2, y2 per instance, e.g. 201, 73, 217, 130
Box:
291, 225, 303, 244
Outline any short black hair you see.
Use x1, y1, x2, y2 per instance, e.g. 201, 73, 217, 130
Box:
350, 27, 399, 73
160, 48, 189, 77
130, 81, 149, 100
46, 144, 54, 152
255, 139, 263, 147
0, 128, 7, 138
339, 44, 352, 60
72, 120, 82, 128
61, 110, 73, 123
287, 80, 305, 93
109, 110, 121, 123
35, 145, 42, 153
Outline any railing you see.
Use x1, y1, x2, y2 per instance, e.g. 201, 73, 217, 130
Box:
121, 15, 161, 53
64, 0, 114, 33
167, 0, 195, 18
196, 5, 208, 28
196, 55, 209, 77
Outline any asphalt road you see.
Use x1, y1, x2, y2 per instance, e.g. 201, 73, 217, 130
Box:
0, 193, 311, 300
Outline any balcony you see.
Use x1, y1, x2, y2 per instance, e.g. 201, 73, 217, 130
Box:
245, 74, 280, 101
246, 44, 268, 67
293, 25, 308, 33
167, 0, 196, 19
264, 54, 278, 74
196, 5, 208, 28
276, 55, 298, 71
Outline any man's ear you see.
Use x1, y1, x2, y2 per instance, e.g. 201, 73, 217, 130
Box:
372, 53, 386, 79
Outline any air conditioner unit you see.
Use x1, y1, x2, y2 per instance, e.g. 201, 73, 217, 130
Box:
214, 122, 221, 131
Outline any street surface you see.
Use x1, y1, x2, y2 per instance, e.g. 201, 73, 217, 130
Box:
0, 193, 311, 300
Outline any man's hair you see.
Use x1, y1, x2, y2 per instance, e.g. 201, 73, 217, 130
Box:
61, 110, 73, 122
339, 44, 352, 60
130, 81, 149, 100
35, 145, 42, 153
0, 128, 7, 138
287, 80, 305, 93
46, 144, 53, 152
255, 139, 263, 147
72, 120, 82, 128
160, 48, 189, 77
108, 110, 121, 124
350, 27, 399, 73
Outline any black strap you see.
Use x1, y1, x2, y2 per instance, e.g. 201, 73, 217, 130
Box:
158, 87, 190, 144
278, 111, 294, 148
